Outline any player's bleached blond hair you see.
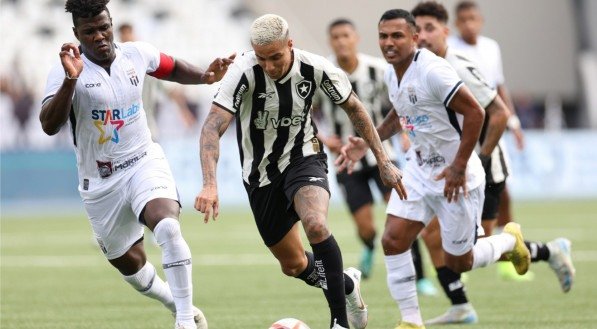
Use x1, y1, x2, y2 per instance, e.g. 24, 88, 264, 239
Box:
250, 14, 289, 46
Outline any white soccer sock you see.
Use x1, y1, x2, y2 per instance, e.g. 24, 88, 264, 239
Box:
154, 218, 194, 326
385, 251, 423, 326
472, 233, 516, 269
123, 261, 176, 312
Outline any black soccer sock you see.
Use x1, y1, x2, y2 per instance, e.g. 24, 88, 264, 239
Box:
412, 239, 425, 281
311, 235, 349, 328
360, 232, 376, 251
436, 266, 469, 305
296, 251, 355, 295
525, 240, 550, 262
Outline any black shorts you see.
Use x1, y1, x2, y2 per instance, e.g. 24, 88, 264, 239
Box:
481, 181, 506, 220
244, 153, 330, 247
336, 165, 392, 214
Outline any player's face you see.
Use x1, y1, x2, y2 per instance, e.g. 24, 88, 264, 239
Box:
253, 38, 293, 80
415, 16, 448, 57
455, 8, 483, 43
329, 24, 359, 60
378, 18, 418, 66
73, 10, 115, 66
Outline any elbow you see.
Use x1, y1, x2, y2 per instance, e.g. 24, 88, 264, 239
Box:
40, 121, 59, 136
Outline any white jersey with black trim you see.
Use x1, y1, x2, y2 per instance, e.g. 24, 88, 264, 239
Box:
447, 35, 505, 88
213, 48, 352, 187
444, 47, 509, 183
385, 48, 484, 194
315, 53, 396, 171
42, 41, 162, 195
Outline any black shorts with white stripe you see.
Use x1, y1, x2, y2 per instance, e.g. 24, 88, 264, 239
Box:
243, 153, 330, 247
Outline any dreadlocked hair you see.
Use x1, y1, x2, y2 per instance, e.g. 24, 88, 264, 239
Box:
65, 0, 111, 26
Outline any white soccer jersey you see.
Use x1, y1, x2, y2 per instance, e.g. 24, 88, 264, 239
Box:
385, 48, 484, 194
214, 48, 352, 187
447, 35, 505, 88
315, 53, 396, 170
43, 42, 162, 194
444, 47, 508, 183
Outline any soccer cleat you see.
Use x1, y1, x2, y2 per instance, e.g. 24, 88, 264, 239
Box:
173, 306, 207, 329
416, 278, 438, 296
395, 321, 426, 329
547, 238, 576, 293
497, 262, 534, 281
358, 247, 374, 279
425, 303, 478, 325
344, 267, 368, 329
503, 223, 531, 275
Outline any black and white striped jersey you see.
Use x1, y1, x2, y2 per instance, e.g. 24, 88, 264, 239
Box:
213, 48, 352, 187
314, 53, 396, 171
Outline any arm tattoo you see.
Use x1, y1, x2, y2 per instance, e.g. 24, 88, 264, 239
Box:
376, 109, 402, 141
341, 94, 388, 163
200, 109, 232, 186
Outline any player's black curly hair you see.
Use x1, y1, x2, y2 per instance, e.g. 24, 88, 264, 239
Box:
65, 0, 111, 26
379, 9, 417, 33
411, 1, 449, 24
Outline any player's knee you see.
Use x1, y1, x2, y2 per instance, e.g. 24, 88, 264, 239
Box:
153, 217, 181, 245
445, 254, 473, 273
382, 231, 410, 255
280, 258, 306, 277
302, 215, 330, 243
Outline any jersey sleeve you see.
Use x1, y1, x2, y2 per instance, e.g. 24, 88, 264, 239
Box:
452, 56, 497, 108
493, 43, 505, 85
318, 59, 352, 105
426, 60, 464, 107
132, 41, 161, 74
42, 64, 69, 105
212, 60, 249, 115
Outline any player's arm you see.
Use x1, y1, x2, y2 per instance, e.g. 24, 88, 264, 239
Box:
478, 95, 509, 158
40, 43, 83, 135
152, 53, 236, 85
194, 104, 235, 222
497, 84, 524, 149
376, 108, 402, 141
340, 93, 407, 199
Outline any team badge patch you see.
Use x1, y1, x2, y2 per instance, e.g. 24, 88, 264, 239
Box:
295, 80, 312, 99
127, 68, 139, 86
408, 86, 417, 104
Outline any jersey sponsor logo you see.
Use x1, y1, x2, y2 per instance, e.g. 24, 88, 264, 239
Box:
295, 80, 312, 99
399, 114, 430, 137
257, 91, 275, 99
407, 86, 417, 104
308, 177, 324, 182
233, 83, 248, 110
321, 79, 342, 103
85, 82, 101, 88
253, 110, 306, 130
91, 104, 140, 144
415, 150, 446, 168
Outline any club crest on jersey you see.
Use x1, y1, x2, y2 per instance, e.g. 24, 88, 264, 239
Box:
407, 86, 417, 104
295, 80, 312, 99
127, 68, 139, 86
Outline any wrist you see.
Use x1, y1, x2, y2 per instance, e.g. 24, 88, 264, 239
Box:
65, 71, 79, 80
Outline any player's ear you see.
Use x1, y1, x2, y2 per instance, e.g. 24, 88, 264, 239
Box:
443, 25, 450, 37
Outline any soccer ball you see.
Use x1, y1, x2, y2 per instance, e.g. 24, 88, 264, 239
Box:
268, 318, 311, 329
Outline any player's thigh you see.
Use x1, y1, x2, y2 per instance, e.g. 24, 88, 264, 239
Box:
336, 169, 374, 214
127, 157, 181, 230
433, 186, 484, 257
84, 187, 144, 261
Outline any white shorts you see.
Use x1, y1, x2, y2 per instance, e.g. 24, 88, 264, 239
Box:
83, 156, 179, 260
386, 183, 484, 256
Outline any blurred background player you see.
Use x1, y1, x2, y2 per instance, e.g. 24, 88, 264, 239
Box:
314, 17, 437, 295
40, 1, 234, 328
448, 0, 575, 283
410, 1, 576, 325
195, 14, 406, 329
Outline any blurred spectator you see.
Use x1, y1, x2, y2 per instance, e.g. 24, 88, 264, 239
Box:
513, 93, 544, 129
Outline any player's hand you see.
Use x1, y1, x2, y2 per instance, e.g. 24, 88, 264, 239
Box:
194, 185, 219, 223
201, 53, 236, 84
60, 43, 83, 79
323, 135, 343, 154
379, 160, 407, 200
335, 136, 368, 174
435, 164, 467, 203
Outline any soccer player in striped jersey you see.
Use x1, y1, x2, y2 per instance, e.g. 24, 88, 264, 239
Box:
40, 1, 235, 328
337, 9, 532, 329
194, 14, 405, 329
314, 18, 437, 295
410, 2, 576, 325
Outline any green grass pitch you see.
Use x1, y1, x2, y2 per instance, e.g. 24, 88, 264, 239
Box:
2, 200, 597, 328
